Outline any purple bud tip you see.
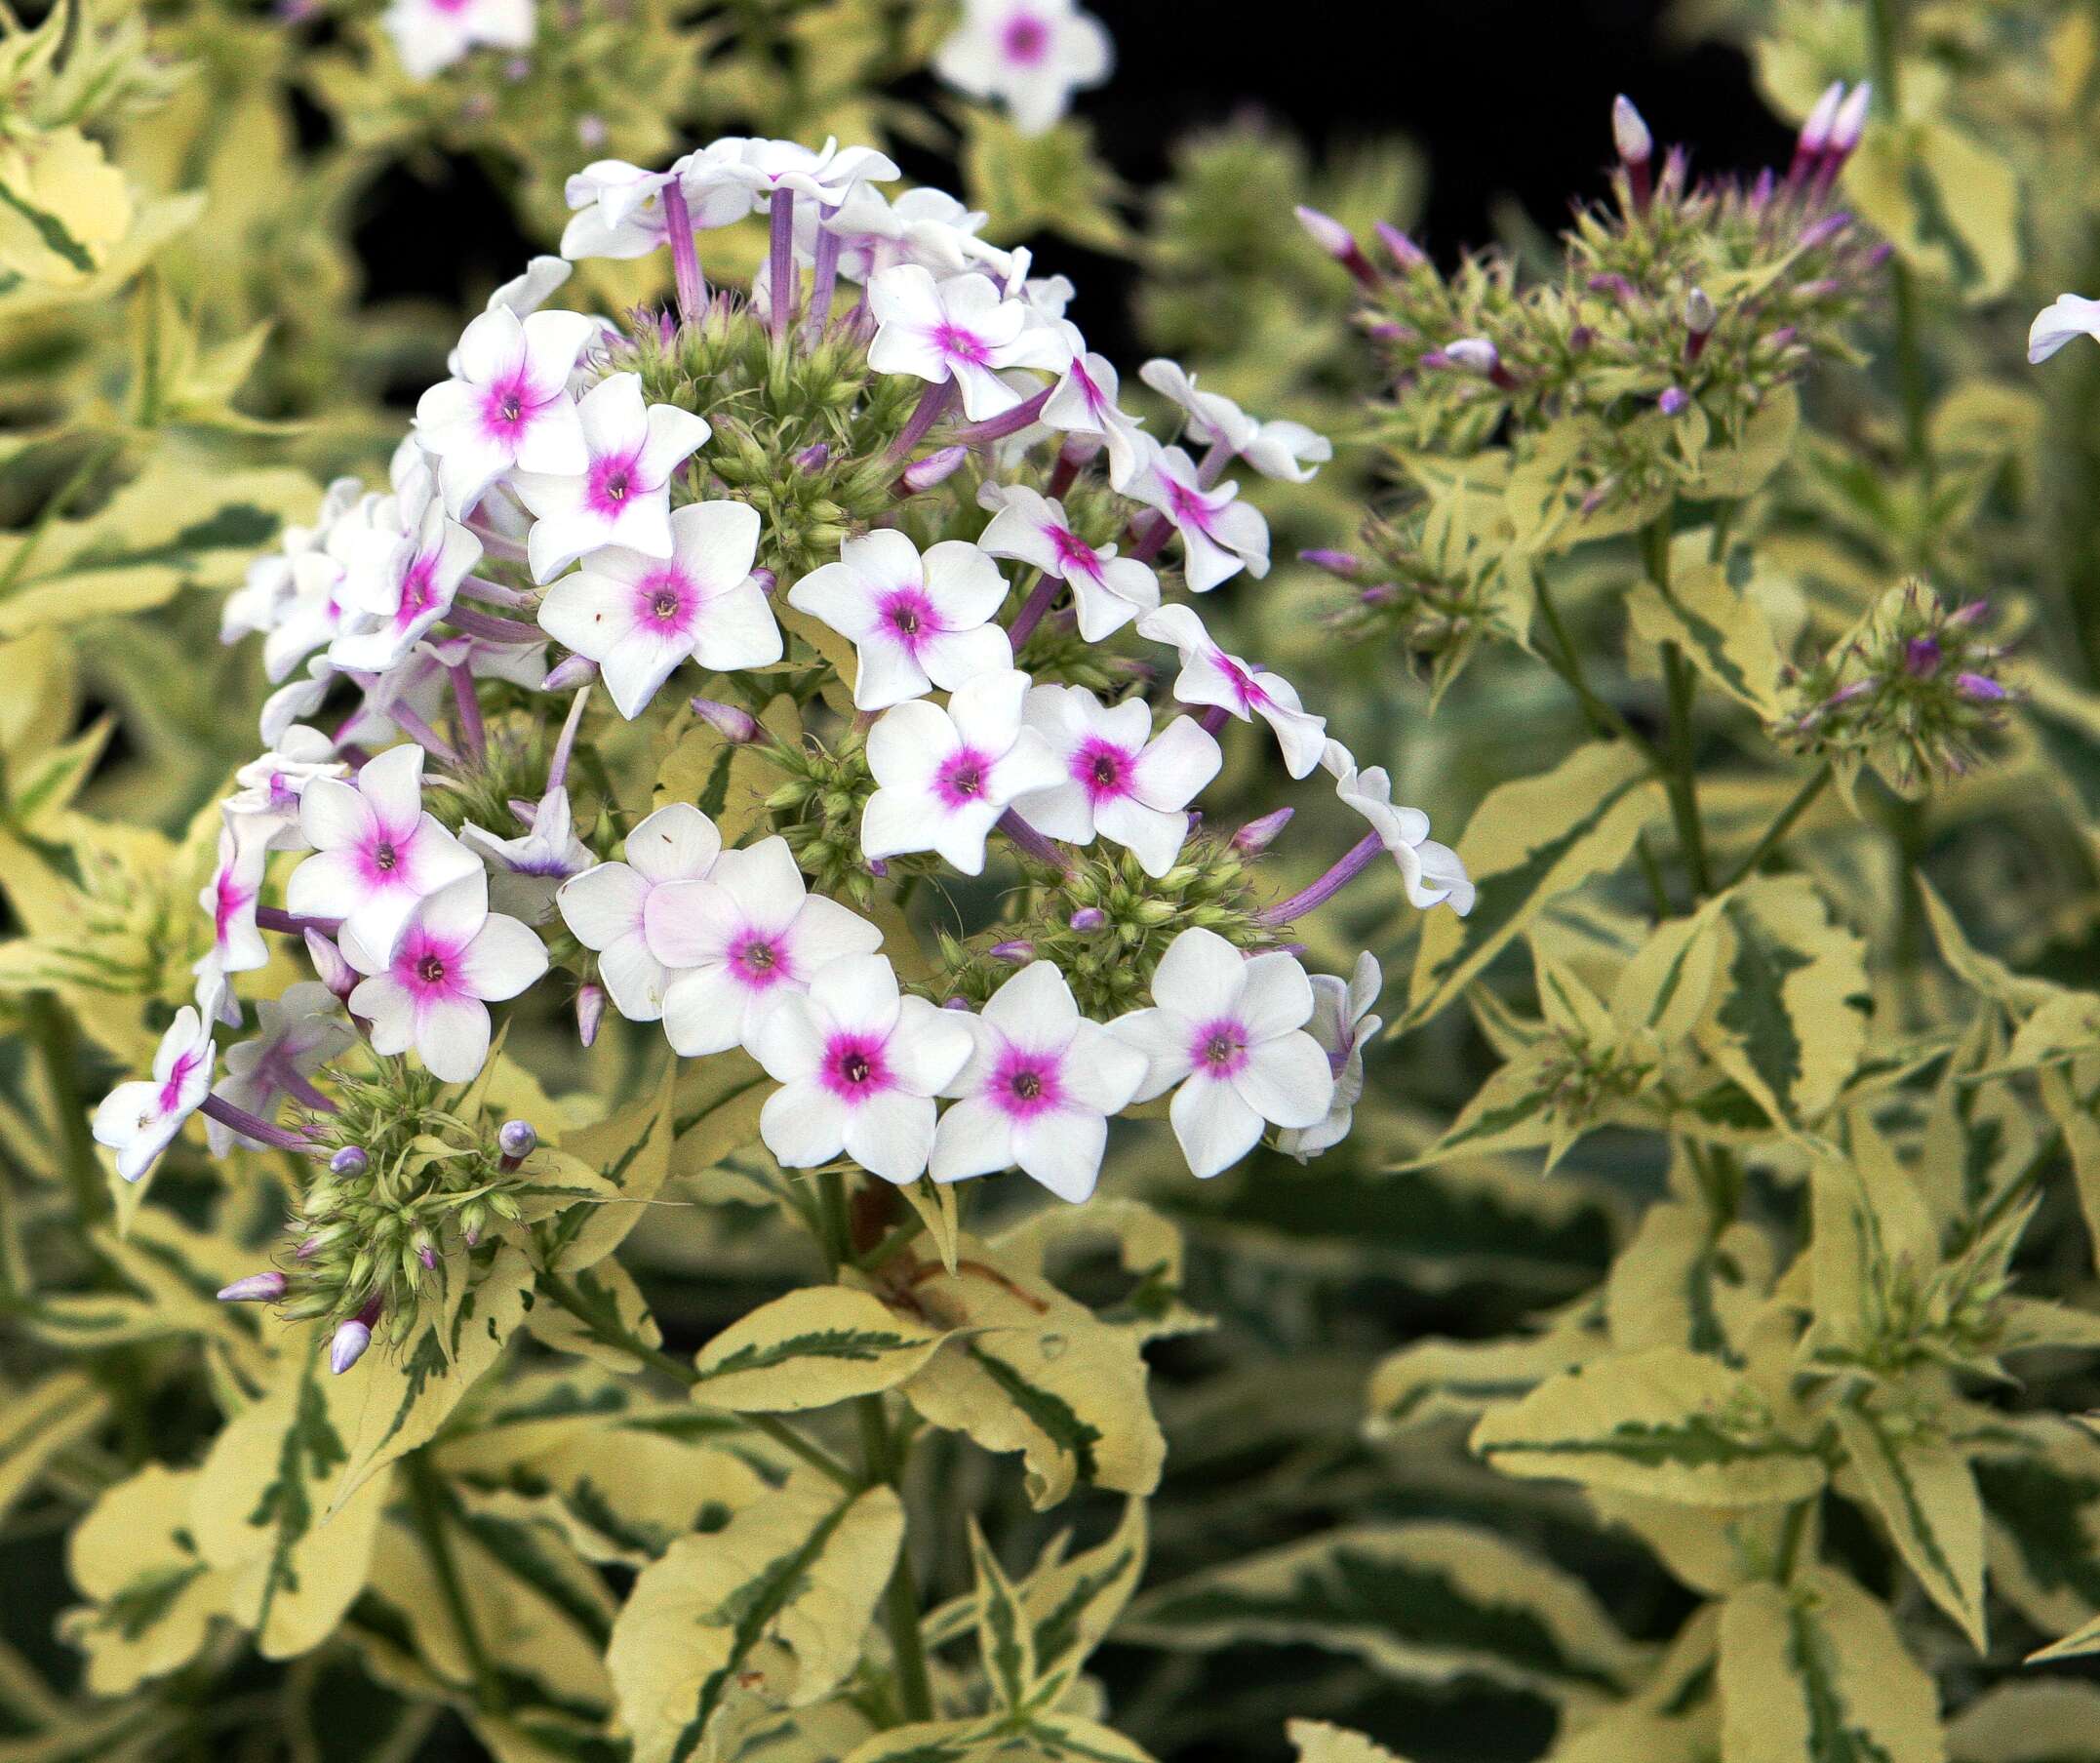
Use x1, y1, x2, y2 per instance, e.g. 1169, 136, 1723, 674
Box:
1827, 678, 1875, 709
1359, 583, 1398, 606
305, 929, 356, 1000
1373, 220, 1428, 272
1904, 636, 1941, 677
1801, 80, 1844, 155
750, 567, 778, 596
497, 1119, 537, 1160
508, 797, 539, 823
330, 1145, 368, 1177
1612, 94, 1653, 166
1299, 548, 1362, 579
989, 940, 1033, 963
1658, 387, 1690, 417
463, 1227, 481, 1248
418, 1244, 438, 1269
1068, 906, 1109, 932
1233, 806, 1295, 855
1829, 82, 1872, 153
575, 982, 605, 1048
218, 1270, 288, 1303
691, 698, 762, 743
1951, 598, 1991, 626
297, 1236, 321, 1261
901, 444, 970, 492
794, 442, 832, 471
330, 1319, 373, 1376
1799, 212, 1852, 252
543, 654, 601, 692
1293, 204, 1354, 258
867, 858, 890, 878
941, 996, 972, 1011
1444, 338, 1500, 376
1956, 671, 2007, 701
1058, 432, 1103, 465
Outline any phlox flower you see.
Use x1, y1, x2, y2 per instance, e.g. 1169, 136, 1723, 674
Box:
93, 1002, 217, 1182
708, 136, 901, 208
556, 803, 725, 1022
931, 961, 1146, 1202
225, 727, 345, 849
1111, 927, 1334, 1180
1137, 604, 1327, 779
331, 464, 484, 672
2030, 294, 2100, 365
380, 0, 532, 81
262, 502, 376, 683
1327, 744, 1474, 914
342, 871, 548, 1084
1040, 343, 1150, 491
221, 476, 361, 644
644, 835, 885, 1057
751, 953, 972, 1183
415, 305, 599, 516
1129, 444, 1271, 592
1277, 951, 1381, 1162
1014, 684, 1219, 877
538, 501, 780, 718
463, 786, 594, 923
821, 184, 994, 282
560, 159, 749, 261
195, 817, 272, 987
867, 265, 1069, 421
287, 744, 482, 960
207, 982, 353, 1156
786, 529, 1011, 711
861, 668, 1064, 875
512, 373, 712, 581
977, 483, 1159, 639
932, 0, 1113, 137
1139, 358, 1332, 483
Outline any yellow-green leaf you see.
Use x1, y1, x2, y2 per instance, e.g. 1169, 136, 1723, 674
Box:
690, 1285, 947, 1413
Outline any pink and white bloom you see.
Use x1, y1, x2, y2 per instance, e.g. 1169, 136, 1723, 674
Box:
932, 0, 1113, 137
861, 669, 1064, 875
1111, 928, 1333, 1180
931, 961, 1146, 1202
560, 158, 749, 261
380, 0, 531, 79
1138, 359, 1332, 483
463, 786, 594, 923
1277, 951, 1381, 1162
708, 136, 900, 209
786, 529, 1011, 711
1137, 605, 1327, 779
538, 501, 780, 717
750, 953, 971, 1183
2030, 294, 2100, 365
977, 484, 1159, 639
93, 1003, 217, 1182
645, 835, 885, 1056
195, 818, 272, 985
331, 466, 484, 672
1129, 444, 1270, 592
207, 982, 354, 1156
415, 306, 597, 516
820, 184, 993, 282
221, 476, 362, 644
1014, 685, 1219, 876
225, 727, 345, 849
1328, 748, 1475, 914
287, 744, 482, 959
342, 871, 548, 1084
512, 374, 711, 581
1041, 345, 1150, 491
556, 803, 726, 1022
867, 265, 1068, 421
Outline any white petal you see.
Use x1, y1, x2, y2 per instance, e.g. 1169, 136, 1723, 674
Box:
1149, 926, 1247, 1020
842, 1089, 937, 1183
807, 952, 901, 1036
1010, 1110, 1107, 1202
1109, 1007, 1194, 1102
930, 1096, 1016, 1182
761, 1078, 848, 1167
598, 934, 670, 1022
457, 912, 549, 1001
1169, 1077, 1264, 1179
660, 960, 751, 1055
625, 802, 723, 883
886, 996, 973, 1095
1233, 1029, 1335, 1130
1237, 951, 1315, 1041
558, 861, 649, 949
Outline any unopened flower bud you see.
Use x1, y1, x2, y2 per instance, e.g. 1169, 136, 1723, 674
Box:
1233, 806, 1294, 855
1293, 205, 1380, 290
498, 1119, 537, 1164
417, 1241, 439, 1269
1300, 548, 1362, 579
1612, 94, 1654, 168
543, 653, 601, 692
306, 930, 357, 1002
794, 442, 832, 471
1956, 672, 2007, 701
897, 444, 970, 495
1798, 212, 1852, 253
218, 1270, 287, 1303
1796, 81, 1844, 167
749, 567, 777, 596
1904, 636, 1941, 677
330, 1144, 369, 1178
1068, 906, 1108, 933
1373, 221, 1428, 273
1658, 387, 1690, 418
1829, 81, 1872, 155
575, 982, 605, 1048
989, 940, 1033, 964
330, 1318, 373, 1375
1444, 338, 1500, 377
1951, 599, 1991, 627
1684, 287, 1716, 336
941, 995, 972, 1010
691, 698, 762, 743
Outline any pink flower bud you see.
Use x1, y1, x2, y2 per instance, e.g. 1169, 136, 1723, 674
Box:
1829, 82, 1872, 155
1300, 548, 1362, 579
1233, 806, 1295, 854
330, 1318, 372, 1375
989, 940, 1033, 964
1444, 338, 1500, 376
544, 653, 601, 692
218, 1270, 287, 1302
305, 929, 357, 1001
329, 1144, 368, 1178
1904, 636, 1941, 677
691, 698, 762, 742
1374, 221, 1428, 273
1956, 672, 2007, 701
1068, 907, 1108, 932
498, 1119, 537, 1162
1658, 387, 1690, 417
1612, 95, 1654, 167
750, 567, 778, 596
795, 442, 832, 471
898, 444, 970, 494
575, 982, 605, 1048
1294, 205, 1381, 289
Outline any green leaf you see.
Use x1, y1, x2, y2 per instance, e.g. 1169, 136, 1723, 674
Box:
1832, 1398, 1987, 1651
1845, 119, 2020, 303
690, 1285, 948, 1413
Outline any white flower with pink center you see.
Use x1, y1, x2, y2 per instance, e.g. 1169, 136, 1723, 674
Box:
977, 484, 1159, 640
287, 744, 482, 960
1040, 344, 1150, 491
512, 373, 712, 582
195, 818, 272, 986
1129, 444, 1271, 593
263, 497, 378, 682
1138, 359, 1332, 484
415, 306, 598, 516
93, 1003, 217, 1183
932, 0, 1113, 137
1137, 604, 1327, 780
708, 136, 901, 209
1110, 927, 1334, 1181
1276, 951, 1382, 1163
1328, 749, 1476, 915
463, 786, 595, 924
207, 982, 354, 1156
750, 953, 972, 1183
556, 803, 725, 1023
560, 158, 749, 261
645, 835, 885, 1058
861, 668, 1065, 875
821, 185, 993, 282
380, 0, 531, 80
331, 466, 484, 672
866, 265, 1068, 421
786, 529, 1012, 711
1013, 684, 1220, 877
538, 501, 780, 718
225, 727, 345, 850
342, 871, 548, 1084
930, 961, 1146, 1202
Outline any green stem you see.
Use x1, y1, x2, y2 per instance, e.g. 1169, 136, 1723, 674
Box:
1723, 766, 1833, 890
858, 1213, 928, 1273
815, 1166, 852, 1273
857, 1389, 935, 1722
407, 1454, 502, 1715
1644, 520, 1713, 902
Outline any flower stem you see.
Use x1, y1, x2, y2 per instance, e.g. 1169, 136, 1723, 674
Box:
408, 1452, 504, 1715
889, 381, 953, 460
1644, 519, 1713, 901
998, 809, 1069, 875
28, 994, 103, 1225
806, 209, 842, 340
859, 1389, 935, 1723
449, 662, 487, 765
769, 190, 798, 343
1006, 570, 1058, 648
663, 181, 705, 326
256, 904, 337, 936
951, 384, 1053, 446
1254, 831, 1383, 925
199, 1095, 320, 1154
445, 604, 543, 646
1723, 765, 1833, 889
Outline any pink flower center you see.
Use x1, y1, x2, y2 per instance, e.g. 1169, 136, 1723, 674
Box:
880, 587, 937, 653
157, 1048, 203, 1115
1217, 653, 1268, 712
1074, 738, 1132, 803
1001, 12, 1050, 63
481, 373, 536, 439
1049, 524, 1100, 578
729, 933, 790, 991
1191, 1017, 1249, 1079
933, 322, 990, 367
395, 553, 441, 629
820, 1031, 893, 1102
634, 567, 696, 634
585, 450, 643, 518
1165, 478, 1216, 535
990, 1044, 1062, 1119
370, 839, 399, 874
399, 930, 468, 1001
213, 868, 254, 943
935, 747, 993, 809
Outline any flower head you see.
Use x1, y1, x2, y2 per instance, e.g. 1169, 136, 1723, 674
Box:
414, 305, 599, 516
1014, 684, 1220, 877
1137, 604, 1327, 778
93, 1003, 217, 1182
1129, 445, 1270, 592
1328, 750, 1475, 914
208, 982, 353, 1155
867, 265, 1068, 421
1138, 359, 1331, 483
331, 465, 484, 672
381, 0, 531, 80
557, 802, 726, 1023
977, 483, 1159, 639
1276, 951, 1381, 1162
2030, 294, 2100, 366
462, 786, 595, 924
932, 0, 1113, 136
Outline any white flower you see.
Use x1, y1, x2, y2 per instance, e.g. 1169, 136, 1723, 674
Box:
1013, 684, 1219, 877
932, 0, 1112, 136
263, 499, 378, 682
560, 158, 751, 261
2030, 294, 2100, 365
1138, 358, 1331, 483
821, 184, 992, 282
447, 258, 575, 375
287, 744, 482, 960
93, 1004, 217, 1182
1277, 951, 1382, 1162
462, 786, 595, 923
331, 464, 484, 672
1128, 444, 1270, 592
221, 476, 360, 644
195, 817, 272, 984
866, 265, 1067, 421
1111, 928, 1334, 1180
1327, 749, 1475, 915
225, 726, 345, 849
556, 803, 726, 1022
976, 483, 1159, 639
207, 982, 354, 1156
931, 961, 1146, 1202
538, 501, 779, 717
786, 529, 1011, 710
709, 136, 901, 208
1040, 343, 1150, 491
644, 835, 885, 1056
751, 953, 971, 1183
414, 306, 598, 516
342, 871, 548, 1084
381, 0, 531, 80
1137, 604, 1327, 779
512, 374, 712, 582
861, 669, 1064, 875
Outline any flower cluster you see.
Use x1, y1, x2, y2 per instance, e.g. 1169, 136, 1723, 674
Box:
97, 135, 1470, 1370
